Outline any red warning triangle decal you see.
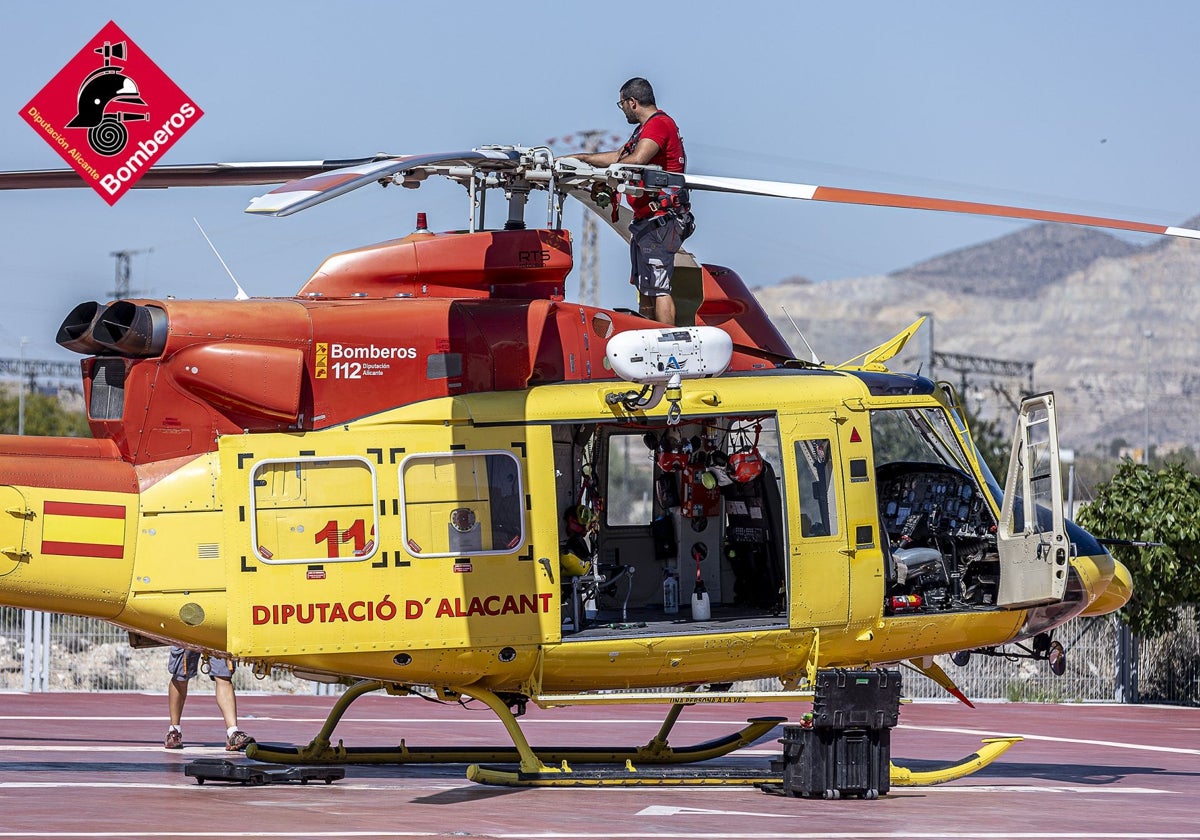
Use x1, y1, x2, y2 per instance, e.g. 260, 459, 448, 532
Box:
849, 427, 862, 443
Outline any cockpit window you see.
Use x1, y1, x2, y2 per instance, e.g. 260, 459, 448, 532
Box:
871, 407, 973, 474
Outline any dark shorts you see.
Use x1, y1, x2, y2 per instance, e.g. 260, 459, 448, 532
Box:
168, 646, 234, 681
629, 214, 684, 296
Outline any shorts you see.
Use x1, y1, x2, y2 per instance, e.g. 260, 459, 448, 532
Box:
168, 646, 234, 681
629, 214, 684, 297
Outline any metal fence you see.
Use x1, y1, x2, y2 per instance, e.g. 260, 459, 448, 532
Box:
2, 605, 1197, 705
1136, 605, 1200, 705
904, 616, 1124, 702
0, 608, 325, 695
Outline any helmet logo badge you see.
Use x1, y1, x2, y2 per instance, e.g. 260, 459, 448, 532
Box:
20, 21, 204, 205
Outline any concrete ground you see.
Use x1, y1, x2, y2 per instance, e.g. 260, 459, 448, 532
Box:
0, 691, 1197, 839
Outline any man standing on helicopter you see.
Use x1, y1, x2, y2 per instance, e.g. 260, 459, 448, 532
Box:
574, 77, 692, 325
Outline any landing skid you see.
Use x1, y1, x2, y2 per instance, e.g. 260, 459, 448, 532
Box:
246, 678, 1021, 790
247, 680, 784, 768
889, 737, 1024, 786
469, 763, 778, 787
468, 737, 1023, 788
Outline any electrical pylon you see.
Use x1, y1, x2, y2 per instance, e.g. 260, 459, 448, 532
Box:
546, 130, 619, 307
109, 248, 152, 299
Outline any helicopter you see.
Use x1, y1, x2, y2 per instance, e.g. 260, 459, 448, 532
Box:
0, 144, 1170, 789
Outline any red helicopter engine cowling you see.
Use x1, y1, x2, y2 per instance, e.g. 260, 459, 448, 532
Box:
297, 229, 573, 300
171, 342, 305, 423
57, 227, 791, 468
67, 295, 646, 465
79, 299, 313, 463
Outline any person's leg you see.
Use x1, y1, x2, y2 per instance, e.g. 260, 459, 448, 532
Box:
213, 675, 238, 730
633, 218, 680, 325
654, 292, 675, 325
165, 647, 192, 747
638, 292, 657, 319
210, 659, 253, 750
633, 218, 652, 316
168, 677, 189, 726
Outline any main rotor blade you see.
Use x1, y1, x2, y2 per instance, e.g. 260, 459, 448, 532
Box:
684, 173, 1200, 241
243, 149, 523, 217
0, 157, 397, 190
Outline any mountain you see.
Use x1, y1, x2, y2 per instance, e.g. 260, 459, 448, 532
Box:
752, 222, 1200, 456
890, 225, 1141, 298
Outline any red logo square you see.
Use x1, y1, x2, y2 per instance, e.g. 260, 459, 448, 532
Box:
19, 20, 203, 205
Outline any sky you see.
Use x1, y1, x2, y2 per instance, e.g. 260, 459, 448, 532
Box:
3, 1, 1200, 363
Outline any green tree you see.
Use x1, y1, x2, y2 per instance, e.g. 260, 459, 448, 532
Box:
0, 391, 90, 437
1076, 461, 1200, 638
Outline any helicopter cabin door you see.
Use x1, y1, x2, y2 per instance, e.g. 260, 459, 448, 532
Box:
996, 393, 1070, 607
221, 421, 554, 659
787, 413, 851, 628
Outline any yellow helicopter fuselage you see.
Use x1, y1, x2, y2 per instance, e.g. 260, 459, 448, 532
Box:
0, 364, 1126, 696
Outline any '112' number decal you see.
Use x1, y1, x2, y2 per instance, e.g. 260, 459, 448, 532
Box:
330, 362, 362, 379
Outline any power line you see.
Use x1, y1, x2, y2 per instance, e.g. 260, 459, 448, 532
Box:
0, 357, 80, 382
918, 313, 1034, 417
933, 350, 1035, 394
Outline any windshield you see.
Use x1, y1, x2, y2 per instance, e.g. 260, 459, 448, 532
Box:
871, 406, 975, 475
946, 404, 1005, 503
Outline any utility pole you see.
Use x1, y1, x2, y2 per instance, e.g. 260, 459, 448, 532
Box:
1142, 329, 1153, 465
547, 130, 619, 307
17, 338, 27, 436
109, 248, 152, 299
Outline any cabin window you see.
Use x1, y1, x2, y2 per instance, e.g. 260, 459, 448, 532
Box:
795, 438, 838, 537
605, 433, 655, 526
399, 450, 525, 557
249, 456, 379, 565
1002, 401, 1055, 536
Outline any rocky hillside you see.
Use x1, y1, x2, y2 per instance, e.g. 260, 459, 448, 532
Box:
752, 223, 1200, 455
891, 225, 1141, 298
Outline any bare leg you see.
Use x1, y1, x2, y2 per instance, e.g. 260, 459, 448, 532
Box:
640, 292, 676, 324
639, 293, 656, 319
168, 678, 189, 727
214, 675, 239, 730
655, 294, 676, 326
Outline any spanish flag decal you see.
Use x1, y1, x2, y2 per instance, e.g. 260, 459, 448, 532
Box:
41, 501, 126, 559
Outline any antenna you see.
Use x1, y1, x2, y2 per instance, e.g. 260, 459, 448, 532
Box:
193, 218, 250, 300
781, 307, 821, 365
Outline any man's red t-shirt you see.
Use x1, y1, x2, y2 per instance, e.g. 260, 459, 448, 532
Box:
623, 111, 686, 220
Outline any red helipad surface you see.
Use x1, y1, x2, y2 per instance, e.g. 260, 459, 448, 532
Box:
0, 691, 1197, 839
